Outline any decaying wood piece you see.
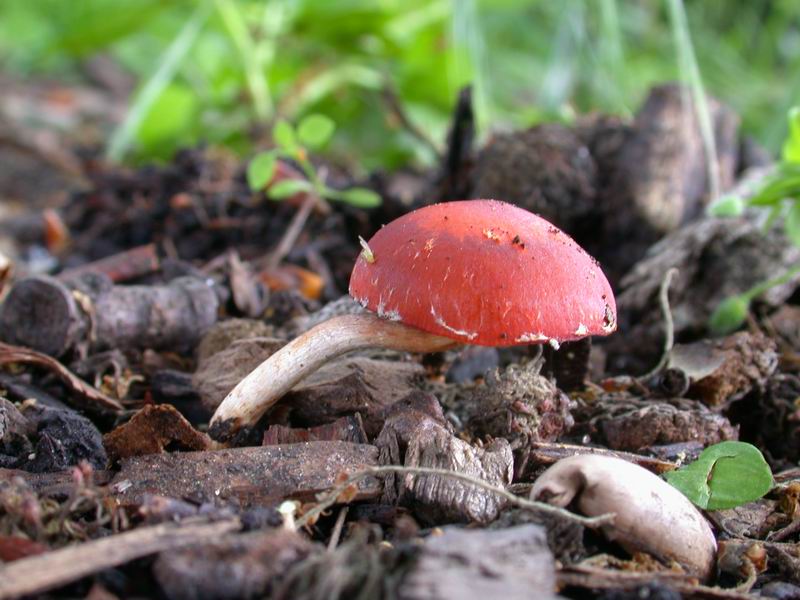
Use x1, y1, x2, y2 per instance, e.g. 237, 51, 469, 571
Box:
607, 83, 739, 236
463, 358, 573, 477
397, 422, 513, 525
195, 318, 279, 363
400, 524, 558, 600
471, 123, 598, 237
262, 414, 368, 445
522, 441, 678, 476
0, 467, 112, 497
284, 357, 425, 437
110, 442, 381, 508
103, 404, 212, 463
610, 216, 800, 373
153, 528, 316, 600
193, 336, 286, 413
58, 243, 161, 283
0, 273, 218, 357
0, 517, 241, 599
0, 341, 123, 411
573, 394, 738, 452
531, 454, 717, 580
18, 403, 108, 472
667, 331, 777, 407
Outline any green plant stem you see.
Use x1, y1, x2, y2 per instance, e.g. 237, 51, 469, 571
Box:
743, 262, 800, 301
667, 0, 720, 202
214, 0, 273, 122
106, 1, 211, 162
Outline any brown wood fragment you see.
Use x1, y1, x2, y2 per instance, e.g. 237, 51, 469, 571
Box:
58, 243, 160, 283
609, 84, 739, 233
577, 396, 738, 452
0, 273, 218, 357
153, 528, 316, 599
262, 414, 368, 445
110, 442, 380, 507
400, 423, 513, 525
464, 359, 573, 478
0, 517, 240, 599
525, 441, 677, 475
669, 332, 778, 407
193, 336, 285, 413
400, 525, 558, 599
103, 404, 211, 463
0, 467, 112, 497
610, 216, 800, 373
284, 357, 425, 438
0, 341, 123, 411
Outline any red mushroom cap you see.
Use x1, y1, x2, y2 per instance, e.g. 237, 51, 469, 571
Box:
348, 199, 616, 347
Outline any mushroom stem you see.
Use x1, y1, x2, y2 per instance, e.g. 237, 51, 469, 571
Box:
208, 313, 457, 441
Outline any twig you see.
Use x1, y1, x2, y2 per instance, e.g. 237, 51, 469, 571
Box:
639, 267, 678, 381
0, 517, 240, 599
106, 1, 211, 161
327, 506, 348, 551
296, 465, 615, 530
0, 341, 124, 412
265, 191, 318, 271
59, 243, 161, 284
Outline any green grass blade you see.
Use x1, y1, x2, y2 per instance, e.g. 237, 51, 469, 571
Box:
667, 0, 720, 201
106, 0, 211, 162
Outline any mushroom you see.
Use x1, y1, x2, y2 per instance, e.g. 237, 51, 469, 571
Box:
209, 199, 616, 441
531, 454, 717, 580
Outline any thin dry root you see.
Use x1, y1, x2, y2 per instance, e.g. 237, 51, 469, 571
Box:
530, 454, 717, 580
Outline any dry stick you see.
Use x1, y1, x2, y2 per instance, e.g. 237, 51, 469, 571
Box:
327, 506, 349, 551
59, 243, 161, 284
295, 465, 615, 530
0, 517, 240, 599
265, 191, 318, 272
638, 267, 678, 382
0, 341, 123, 412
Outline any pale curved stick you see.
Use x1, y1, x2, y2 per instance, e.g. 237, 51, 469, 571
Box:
208, 312, 456, 441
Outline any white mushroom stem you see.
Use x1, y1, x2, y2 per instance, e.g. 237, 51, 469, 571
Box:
208, 312, 457, 441
531, 454, 717, 580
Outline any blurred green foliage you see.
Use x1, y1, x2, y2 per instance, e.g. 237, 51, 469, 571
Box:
1, 0, 798, 169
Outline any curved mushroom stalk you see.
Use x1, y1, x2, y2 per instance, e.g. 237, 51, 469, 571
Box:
208, 313, 456, 441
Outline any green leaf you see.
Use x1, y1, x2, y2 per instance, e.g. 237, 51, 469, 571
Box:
783, 107, 800, 164
747, 163, 800, 207
709, 295, 750, 335
707, 195, 744, 218
331, 187, 382, 208
246, 151, 277, 191
664, 441, 773, 510
786, 201, 800, 247
268, 178, 312, 200
136, 83, 197, 154
297, 114, 336, 150
273, 120, 297, 150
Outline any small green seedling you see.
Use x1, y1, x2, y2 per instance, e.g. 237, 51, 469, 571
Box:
664, 441, 773, 510
707, 106, 800, 334
246, 113, 382, 208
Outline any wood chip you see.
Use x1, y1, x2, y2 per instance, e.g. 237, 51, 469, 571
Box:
401, 525, 558, 600
0, 517, 241, 599
103, 404, 211, 463
110, 442, 380, 507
